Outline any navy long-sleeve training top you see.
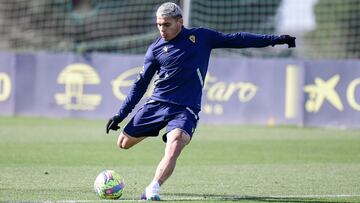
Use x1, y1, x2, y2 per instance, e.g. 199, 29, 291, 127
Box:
117, 26, 285, 119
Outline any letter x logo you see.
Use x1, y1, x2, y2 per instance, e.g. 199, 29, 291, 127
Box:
304, 74, 344, 112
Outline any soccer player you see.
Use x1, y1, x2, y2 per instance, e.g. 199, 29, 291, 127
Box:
106, 2, 296, 201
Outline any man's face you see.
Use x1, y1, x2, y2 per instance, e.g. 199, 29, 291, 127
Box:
156, 16, 183, 41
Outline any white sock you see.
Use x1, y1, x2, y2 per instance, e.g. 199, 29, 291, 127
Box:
146, 180, 160, 197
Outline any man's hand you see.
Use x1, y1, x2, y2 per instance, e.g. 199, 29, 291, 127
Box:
279, 35, 296, 48
106, 115, 123, 134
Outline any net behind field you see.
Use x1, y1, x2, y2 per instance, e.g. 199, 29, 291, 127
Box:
190, 0, 288, 57
0, 0, 359, 58
0, 0, 177, 53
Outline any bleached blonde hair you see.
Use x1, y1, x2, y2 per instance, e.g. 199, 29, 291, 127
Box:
156, 2, 183, 19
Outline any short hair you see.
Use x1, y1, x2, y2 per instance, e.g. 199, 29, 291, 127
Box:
156, 2, 183, 19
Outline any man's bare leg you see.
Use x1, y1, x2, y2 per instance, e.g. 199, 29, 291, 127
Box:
145, 128, 190, 199
117, 131, 146, 149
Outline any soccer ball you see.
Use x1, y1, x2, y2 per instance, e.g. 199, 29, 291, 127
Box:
94, 170, 125, 199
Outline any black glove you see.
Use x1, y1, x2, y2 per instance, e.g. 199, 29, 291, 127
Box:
278, 35, 296, 48
106, 115, 123, 134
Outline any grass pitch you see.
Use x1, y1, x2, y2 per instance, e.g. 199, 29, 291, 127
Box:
0, 116, 360, 202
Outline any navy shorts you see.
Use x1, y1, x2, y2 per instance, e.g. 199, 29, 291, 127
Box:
123, 100, 199, 142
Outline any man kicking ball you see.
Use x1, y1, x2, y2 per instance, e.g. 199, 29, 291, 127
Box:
106, 2, 296, 201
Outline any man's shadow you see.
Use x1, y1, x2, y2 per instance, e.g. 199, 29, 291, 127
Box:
161, 193, 352, 203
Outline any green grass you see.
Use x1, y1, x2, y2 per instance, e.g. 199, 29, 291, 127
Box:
0, 116, 360, 202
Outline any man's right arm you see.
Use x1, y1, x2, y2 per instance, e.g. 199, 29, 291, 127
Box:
106, 47, 159, 133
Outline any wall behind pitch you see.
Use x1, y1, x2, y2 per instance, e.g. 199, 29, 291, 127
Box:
0, 52, 359, 129
303, 60, 360, 128
0, 53, 15, 115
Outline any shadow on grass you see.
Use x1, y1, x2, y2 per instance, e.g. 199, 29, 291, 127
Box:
162, 193, 353, 203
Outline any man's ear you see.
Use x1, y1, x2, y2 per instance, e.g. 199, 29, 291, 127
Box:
178, 18, 183, 26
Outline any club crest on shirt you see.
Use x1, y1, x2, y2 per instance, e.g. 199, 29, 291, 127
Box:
189, 35, 196, 43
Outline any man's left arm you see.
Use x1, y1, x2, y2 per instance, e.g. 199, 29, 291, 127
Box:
208, 29, 296, 49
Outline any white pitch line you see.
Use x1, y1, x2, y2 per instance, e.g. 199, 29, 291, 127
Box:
43, 200, 143, 203
26, 195, 360, 203
208, 194, 360, 200
266, 194, 360, 198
